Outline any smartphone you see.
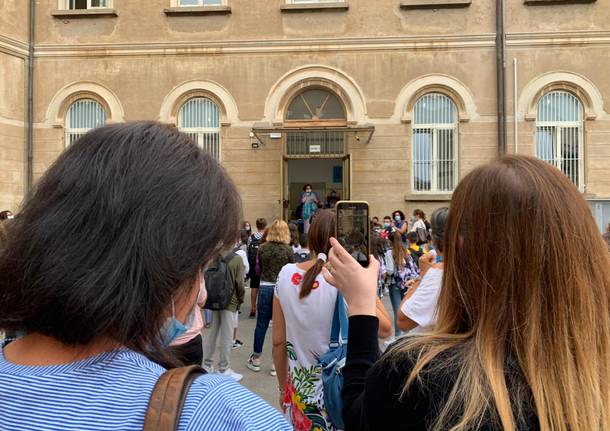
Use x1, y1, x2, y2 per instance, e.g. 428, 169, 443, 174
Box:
336, 201, 370, 267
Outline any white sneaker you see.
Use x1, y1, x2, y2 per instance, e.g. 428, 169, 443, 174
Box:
219, 368, 243, 382
202, 364, 214, 374
270, 365, 277, 376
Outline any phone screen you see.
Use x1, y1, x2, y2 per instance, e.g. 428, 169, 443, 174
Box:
336, 201, 370, 267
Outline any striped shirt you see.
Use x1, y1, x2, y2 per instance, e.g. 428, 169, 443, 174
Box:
0, 343, 291, 430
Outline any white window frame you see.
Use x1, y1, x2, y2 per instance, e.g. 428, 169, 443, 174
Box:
287, 0, 344, 3
534, 90, 585, 193
178, 97, 222, 162
411, 93, 458, 193
61, 0, 111, 10
172, 0, 226, 6
535, 91, 584, 192
65, 99, 107, 146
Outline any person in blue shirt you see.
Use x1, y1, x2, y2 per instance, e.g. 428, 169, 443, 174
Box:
0, 122, 291, 431
391, 210, 408, 244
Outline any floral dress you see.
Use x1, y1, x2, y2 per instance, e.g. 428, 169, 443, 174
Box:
275, 264, 338, 431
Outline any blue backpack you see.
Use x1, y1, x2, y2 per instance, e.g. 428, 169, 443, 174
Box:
318, 292, 348, 429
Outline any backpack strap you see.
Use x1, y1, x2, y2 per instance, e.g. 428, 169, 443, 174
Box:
143, 365, 205, 431
329, 293, 349, 348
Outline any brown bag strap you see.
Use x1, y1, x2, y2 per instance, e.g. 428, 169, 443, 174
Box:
143, 365, 205, 431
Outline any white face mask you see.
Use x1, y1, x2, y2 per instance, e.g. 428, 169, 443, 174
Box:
6, 215, 14, 220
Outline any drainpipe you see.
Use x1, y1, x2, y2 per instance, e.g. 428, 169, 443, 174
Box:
513, 58, 518, 154
496, 0, 507, 156
26, 0, 35, 196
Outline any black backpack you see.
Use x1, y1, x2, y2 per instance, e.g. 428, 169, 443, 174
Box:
203, 252, 237, 310
247, 234, 261, 277
294, 250, 311, 263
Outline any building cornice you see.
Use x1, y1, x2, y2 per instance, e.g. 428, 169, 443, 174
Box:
30, 30, 610, 58
0, 34, 29, 59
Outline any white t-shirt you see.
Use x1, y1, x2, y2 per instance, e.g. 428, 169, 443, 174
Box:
275, 263, 338, 428
411, 219, 426, 232
401, 267, 443, 334
235, 249, 249, 277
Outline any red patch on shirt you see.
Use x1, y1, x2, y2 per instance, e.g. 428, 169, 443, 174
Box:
291, 273, 303, 285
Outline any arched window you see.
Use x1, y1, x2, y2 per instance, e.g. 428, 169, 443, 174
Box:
178, 97, 221, 161
65, 99, 107, 146
412, 93, 458, 192
535, 91, 584, 190
286, 89, 346, 122
284, 89, 346, 156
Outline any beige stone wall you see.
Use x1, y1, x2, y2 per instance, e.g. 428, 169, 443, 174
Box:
16, 0, 610, 223
0, 0, 28, 212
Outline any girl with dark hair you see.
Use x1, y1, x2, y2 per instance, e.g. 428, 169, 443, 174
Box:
397, 207, 448, 333
272, 210, 390, 430
301, 184, 320, 234
289, 222, 301, 253
323, 155, 609, 431
0, 122, 290, 430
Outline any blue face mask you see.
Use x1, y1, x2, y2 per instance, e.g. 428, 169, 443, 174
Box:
160, 300, 188, 347
394, 215, 401, 222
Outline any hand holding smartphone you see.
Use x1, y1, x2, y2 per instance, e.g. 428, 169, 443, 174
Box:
335, 201, 370, 268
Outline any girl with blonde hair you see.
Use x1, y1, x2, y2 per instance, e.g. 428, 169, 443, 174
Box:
324, 155, 610, 431
247, 219, 294, 375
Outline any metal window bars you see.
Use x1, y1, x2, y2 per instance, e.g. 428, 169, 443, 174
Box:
65, 99, 107, 146
536, 91, 584, 191
412, 93, 457, 192
285, 131, 345, 157
178, 97, 222, 161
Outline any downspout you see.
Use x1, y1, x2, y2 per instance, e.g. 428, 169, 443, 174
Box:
513, 58, 518, 154
26, 0, 35, 196
495, 0, 507, 156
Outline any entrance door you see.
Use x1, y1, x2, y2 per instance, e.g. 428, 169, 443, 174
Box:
342, 153, 352, 200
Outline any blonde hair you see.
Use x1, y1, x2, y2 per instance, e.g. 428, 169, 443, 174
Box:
392, 155, 610, 431
265, 219, 290, 244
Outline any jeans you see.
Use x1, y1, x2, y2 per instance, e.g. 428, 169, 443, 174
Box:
388, 284, 405, 337
252, 284, 275, 355
203, 310, 237, 371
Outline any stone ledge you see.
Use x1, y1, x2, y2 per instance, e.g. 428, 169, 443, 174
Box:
281, 2, 349, 12
524, 0, 595, 5
404, 193, 452, 202
51, 8, 118, 17
164, 6, 232, 15
400, 0, 471, 9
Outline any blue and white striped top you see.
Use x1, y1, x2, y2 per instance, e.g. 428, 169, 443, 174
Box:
0, 343, 291, 430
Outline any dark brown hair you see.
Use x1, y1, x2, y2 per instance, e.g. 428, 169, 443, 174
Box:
300, 210, 335, 299
0, 122, 241, 366
413, 208, 426, 220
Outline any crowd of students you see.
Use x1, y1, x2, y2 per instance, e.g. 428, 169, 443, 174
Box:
0, 121, 609, 431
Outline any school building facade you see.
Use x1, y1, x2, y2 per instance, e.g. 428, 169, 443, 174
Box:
1, 0, 609, 231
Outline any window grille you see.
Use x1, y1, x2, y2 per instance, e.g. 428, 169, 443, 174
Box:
65, 99, 107, 146
67, 0, 108, 9
286, 131, 345, 157
178, 97, 222, 161
412, 93, 458, 192
535, 91, 584, 191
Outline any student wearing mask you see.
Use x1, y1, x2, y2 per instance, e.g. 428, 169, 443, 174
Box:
0, 122, 291, 430
301, 184, 320, 234
323, 155, 609, 431
247, 218, 267, 319
391, 210, 408, 244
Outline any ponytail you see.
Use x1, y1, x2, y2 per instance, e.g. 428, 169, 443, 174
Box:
300, 258, 325, 299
